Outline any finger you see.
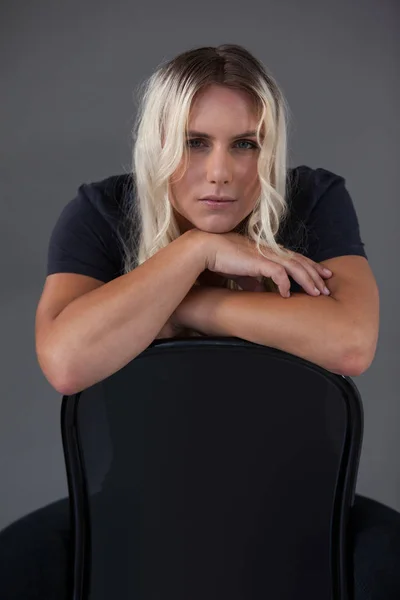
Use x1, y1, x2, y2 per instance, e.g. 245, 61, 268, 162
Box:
282, 258, 328, 296
274, 246, 333, 279
291, 257, 331, 295
266, 257, 320, 296
299, 255, 333, 278
258, 245, 323, 296
261, 263, 291, 298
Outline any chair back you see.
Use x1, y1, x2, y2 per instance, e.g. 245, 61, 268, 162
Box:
61, 337, 363, 600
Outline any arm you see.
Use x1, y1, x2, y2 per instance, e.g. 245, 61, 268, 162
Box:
174, 287, 353, 375
39, 229, 207, 395
174, 254, 379, 378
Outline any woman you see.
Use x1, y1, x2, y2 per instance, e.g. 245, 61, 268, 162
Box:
1, 43, 399, 598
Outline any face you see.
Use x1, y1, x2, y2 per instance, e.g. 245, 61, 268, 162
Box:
168, 84, 263, 234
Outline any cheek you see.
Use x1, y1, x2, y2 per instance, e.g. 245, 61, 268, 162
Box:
169, 178, 190, 213
170, 157, 191, 187
170, 168, 196, 201
169, 178, 184, 204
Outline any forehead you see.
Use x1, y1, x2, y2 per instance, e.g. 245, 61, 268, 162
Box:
189, 85, 259, 125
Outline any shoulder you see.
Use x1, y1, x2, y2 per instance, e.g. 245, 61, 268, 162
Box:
77, 172, 134, 233
285, 164, 367, 264
47, 172, 135, 282
287, 164, 346, 218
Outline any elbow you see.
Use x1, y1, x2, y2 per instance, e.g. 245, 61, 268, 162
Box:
50, 368, 83, 397
49, 361, 85, 396
336, 335, 377, 377
52, 376, 79, 397
337, 353, 367, 378
37, 346, 77, 397
45, 366, 75, 397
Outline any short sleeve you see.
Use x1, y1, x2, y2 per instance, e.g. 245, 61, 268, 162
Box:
305, 168, 368, 263
47, 184, 122, 283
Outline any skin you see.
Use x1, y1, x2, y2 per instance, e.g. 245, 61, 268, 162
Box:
156, 83, 266, 338
157, 85, 372, 375
169, 83, 263, 236
160, 84, 332, 339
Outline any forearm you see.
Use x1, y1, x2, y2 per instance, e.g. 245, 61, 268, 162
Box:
179, 288, 363, 376
43, 230, 206, 395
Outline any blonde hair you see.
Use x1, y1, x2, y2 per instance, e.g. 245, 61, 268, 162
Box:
119, 43, 297, 299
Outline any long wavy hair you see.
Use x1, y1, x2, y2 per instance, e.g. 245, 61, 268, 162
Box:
119, 43, 298, 298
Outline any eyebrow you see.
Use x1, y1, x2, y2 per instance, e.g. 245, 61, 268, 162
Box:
187, 129, 262, 140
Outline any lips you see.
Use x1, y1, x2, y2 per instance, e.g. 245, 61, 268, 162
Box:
199, 196, 236, 203
199, 199, 235, 210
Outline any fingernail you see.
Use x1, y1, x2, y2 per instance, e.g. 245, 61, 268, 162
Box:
323, 268, 332, 275
323, 286, 331, 295
314, 287, 321, 294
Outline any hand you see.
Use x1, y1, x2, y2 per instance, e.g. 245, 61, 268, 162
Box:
202, 231, 333, 298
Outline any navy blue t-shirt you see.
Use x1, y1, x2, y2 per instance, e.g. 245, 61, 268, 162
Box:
46, 165, 368, 293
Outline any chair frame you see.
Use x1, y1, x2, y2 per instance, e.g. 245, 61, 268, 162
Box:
61, 336, 363, 600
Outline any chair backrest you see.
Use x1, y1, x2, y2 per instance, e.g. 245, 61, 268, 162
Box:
61, 336, 363, 600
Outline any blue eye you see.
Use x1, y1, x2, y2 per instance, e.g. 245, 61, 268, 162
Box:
235, 140, 258, 150
186, 139, 258, 150
186, 139, 204, 149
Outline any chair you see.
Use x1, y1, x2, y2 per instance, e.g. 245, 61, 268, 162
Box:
61, 336, 363, 600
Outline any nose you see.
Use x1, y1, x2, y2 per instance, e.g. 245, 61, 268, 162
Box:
206, 147, 233, 185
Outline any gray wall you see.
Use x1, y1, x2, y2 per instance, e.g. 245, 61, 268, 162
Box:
1, 0, 399, 530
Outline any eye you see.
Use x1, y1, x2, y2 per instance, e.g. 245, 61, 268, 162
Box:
186, 138, 259, 150
186, 138, 204, 149
235, 140, 259, 150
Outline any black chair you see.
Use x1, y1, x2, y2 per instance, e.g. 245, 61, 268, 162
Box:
61, 336, 363, 600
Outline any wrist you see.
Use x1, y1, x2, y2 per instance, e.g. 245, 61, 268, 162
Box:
181, 228, 214, 272
174, 285, 232, 337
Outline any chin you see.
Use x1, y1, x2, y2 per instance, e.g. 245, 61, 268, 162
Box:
197, 223, 238, 234
201, 218, 248, 235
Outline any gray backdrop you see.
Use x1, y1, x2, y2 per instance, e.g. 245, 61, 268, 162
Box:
1, 0, 398, 530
